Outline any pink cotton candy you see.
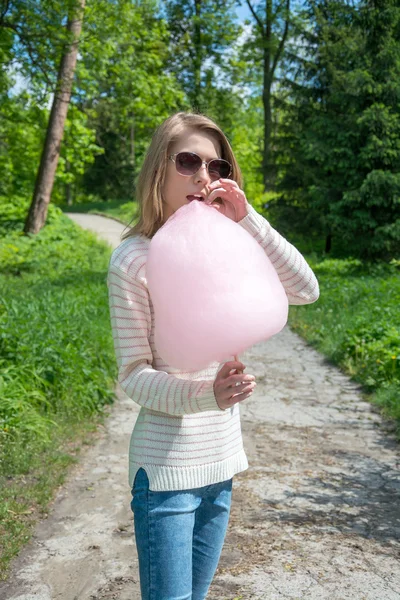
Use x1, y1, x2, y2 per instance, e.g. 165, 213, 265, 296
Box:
146, 200, 288, 371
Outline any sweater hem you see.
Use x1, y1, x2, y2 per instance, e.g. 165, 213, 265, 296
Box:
128, 449, 249, 492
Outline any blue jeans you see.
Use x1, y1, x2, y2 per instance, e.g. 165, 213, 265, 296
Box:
130, 467, 233, 600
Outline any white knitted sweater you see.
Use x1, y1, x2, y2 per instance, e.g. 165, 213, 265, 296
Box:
107, 204, 319, 491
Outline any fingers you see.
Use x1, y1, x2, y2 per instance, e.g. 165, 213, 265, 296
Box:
235, 389, 254, 402
218, 361, 245, 378
214, 378, 256, 410
229, 386, 256, 405
220, 376, 257, 399
207, 187, 241, 204
228, 374, 256, 387
208, 178, 237, 190
206, 179, 240, 203
214, 361, 257, 409
230, 381, 256, 395
206, 181, 247, 224
206, 188, 227, 204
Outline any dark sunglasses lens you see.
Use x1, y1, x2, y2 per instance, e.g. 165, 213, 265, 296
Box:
176, 152, 202, 175
208, 159, 231, 180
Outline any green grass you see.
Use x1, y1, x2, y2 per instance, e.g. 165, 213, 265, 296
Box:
288, 256, 400, 434
0, 413, 108, 576
0, 199, 117, 579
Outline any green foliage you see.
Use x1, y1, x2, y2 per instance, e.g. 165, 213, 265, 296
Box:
0, 200, 116, 451
0, 0, 103, 201
0, 94, 47, 198
276, 0, 400, 260
228, 96, 265, 201
1, 0, 399, 255
0, 196, 118, 578
162, 0, 243, 110
79, 0, 187, 200
0, 0, 73, 95
0, 90, 103, 203
53, 105, 104, 200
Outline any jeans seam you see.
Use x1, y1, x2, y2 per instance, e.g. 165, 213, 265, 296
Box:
147, 479, 156, 600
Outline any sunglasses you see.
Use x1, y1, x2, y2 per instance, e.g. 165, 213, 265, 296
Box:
168, 152, 232, 181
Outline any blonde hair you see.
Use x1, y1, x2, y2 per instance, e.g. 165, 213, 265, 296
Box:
121, 111, 243, 241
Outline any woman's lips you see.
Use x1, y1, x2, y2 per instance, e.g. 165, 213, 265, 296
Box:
186, 195, 223, 211
186, 185, 212, 203
186, 195, 205, 202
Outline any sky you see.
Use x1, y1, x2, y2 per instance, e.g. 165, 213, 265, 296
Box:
236, 2, 253, 22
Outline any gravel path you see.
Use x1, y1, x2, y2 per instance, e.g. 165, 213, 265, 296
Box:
2, 212, 399, 600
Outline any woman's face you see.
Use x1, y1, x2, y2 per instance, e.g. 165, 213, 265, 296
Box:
162, 129, 222, 222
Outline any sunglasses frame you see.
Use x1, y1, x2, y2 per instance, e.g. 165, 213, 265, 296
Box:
168, 152, 232, 180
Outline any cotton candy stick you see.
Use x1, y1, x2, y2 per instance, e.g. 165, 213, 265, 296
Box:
233, 354, 243, 375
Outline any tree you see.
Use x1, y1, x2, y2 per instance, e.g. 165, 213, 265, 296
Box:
0, 0, 104, 207
161, 0, 243, 112
240, 0, 291, 191
276, 0, 400, 260
78, 0, 187, 200
24, 0, 85, 234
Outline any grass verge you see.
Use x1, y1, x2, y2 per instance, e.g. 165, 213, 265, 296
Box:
0, 199, 117, 579
288, 256, 400, 438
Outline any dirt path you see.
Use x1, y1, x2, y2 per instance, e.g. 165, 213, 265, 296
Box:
2, 212, 399, 600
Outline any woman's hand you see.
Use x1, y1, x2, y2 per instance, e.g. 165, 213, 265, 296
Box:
205, 179, 250, 222
214, 361, 257, 410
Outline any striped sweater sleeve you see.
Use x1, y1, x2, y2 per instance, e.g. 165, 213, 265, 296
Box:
238, 204, 320, 305
107, 264, 224, 416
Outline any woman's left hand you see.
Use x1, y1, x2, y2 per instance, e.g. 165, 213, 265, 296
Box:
205, 179, 250, 222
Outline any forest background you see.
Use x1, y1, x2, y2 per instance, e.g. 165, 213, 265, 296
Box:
0, 0, 399, 580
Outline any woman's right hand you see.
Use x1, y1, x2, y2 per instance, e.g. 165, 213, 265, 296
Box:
214, 361, 256, 410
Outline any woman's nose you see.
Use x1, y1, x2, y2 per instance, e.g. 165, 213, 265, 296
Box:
195, 164, 211, 184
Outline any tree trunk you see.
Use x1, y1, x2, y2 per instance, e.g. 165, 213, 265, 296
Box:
247, 0, 290, 192
130, 115, 135, 169
65, 158, 73, 205
193, 0, 202, 110
24, 0, 85, 235
325, 233, 332, 254
262, 0, 272, 190
262, 85, 274, 190
66, 183, 73, 206
130, 114, 135, 196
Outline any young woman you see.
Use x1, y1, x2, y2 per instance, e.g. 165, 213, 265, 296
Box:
107, 111, 319, 600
